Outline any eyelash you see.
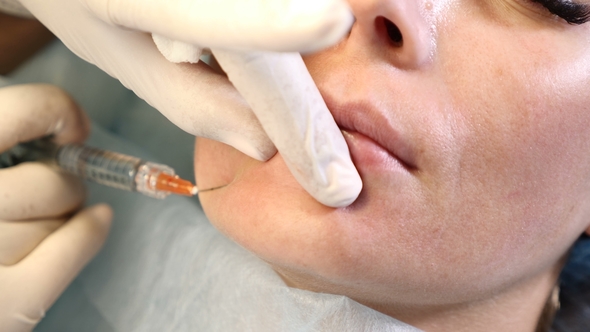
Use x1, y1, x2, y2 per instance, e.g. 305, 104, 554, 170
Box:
531, 0, 590, 24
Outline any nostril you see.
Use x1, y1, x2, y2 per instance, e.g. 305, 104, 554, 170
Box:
376, 17, 403, 47
384, 19, 403, 46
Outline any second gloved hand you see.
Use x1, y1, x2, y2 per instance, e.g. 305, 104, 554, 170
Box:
0, 84, 113, 332
15, 0, 362, 207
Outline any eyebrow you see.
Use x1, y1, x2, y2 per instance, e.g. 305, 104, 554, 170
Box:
532, 0, 590, 24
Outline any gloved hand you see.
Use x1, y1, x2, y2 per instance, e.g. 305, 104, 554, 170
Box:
15, 0, 362, 207
0, 84, 113, 332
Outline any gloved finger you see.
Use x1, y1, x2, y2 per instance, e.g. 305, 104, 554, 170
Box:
152, 33, 203, 64
0, 163, 85, 221
0, 84, 89, 153
21, 2, 276, 160
0, 219, 64, 266
19, 0, 278, 161
84, 0, 354, 53
139, 52, 276, 161
8, 204, 112, 330
213, 50, 362, 207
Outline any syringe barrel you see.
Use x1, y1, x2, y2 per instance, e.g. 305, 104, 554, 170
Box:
56, 144, 142, 192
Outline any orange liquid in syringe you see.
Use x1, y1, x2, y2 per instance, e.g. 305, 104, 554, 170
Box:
154, 173, 197, 196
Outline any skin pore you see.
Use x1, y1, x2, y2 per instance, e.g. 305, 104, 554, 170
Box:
196, 0, 590, 330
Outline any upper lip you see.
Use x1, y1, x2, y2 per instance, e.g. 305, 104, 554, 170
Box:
323, 94, 418, 170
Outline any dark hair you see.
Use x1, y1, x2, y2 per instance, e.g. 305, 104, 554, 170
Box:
549, 234, 590, 332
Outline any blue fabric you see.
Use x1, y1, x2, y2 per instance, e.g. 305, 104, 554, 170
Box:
552, 235, 590, 332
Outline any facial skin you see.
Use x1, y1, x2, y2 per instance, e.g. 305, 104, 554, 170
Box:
195, 0, 590, 330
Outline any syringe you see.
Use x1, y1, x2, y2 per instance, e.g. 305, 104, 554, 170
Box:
0, 137, 198, 199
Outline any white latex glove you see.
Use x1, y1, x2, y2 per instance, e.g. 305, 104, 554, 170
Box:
16, 0, 363, 207
0, 84, 113, 332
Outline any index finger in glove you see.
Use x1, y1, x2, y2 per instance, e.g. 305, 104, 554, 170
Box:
84, 0, 353, 53
213, 50, 362, 207
0, 84, 89, 153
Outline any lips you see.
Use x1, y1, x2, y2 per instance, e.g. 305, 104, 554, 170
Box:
323, 95, 417, 172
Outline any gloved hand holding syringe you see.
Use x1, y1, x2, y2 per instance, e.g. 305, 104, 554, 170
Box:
0, 138, 221, 199
14, 0, 364, 207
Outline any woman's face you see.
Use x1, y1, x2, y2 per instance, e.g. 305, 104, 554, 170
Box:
195, 0, 590, 312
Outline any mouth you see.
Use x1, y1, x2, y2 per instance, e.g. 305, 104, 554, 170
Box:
323, 95, 418, 173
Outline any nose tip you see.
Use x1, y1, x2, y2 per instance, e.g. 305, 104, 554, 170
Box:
350, 0, 434, 69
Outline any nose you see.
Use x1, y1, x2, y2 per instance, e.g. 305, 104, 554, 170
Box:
347, 0, 434, 69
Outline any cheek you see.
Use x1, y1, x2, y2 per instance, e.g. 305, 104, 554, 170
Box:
436, 18, 590, 266
194, 138, 263, 235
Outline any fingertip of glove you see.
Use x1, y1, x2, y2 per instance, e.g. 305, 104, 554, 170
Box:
152, 34, 203, 64
74, 204, 113, 246
297, 155, 362, 208
290, 0, 354, 53
36, 85, 90, 143
84, 204, 114, 226
317, 172, 363, 208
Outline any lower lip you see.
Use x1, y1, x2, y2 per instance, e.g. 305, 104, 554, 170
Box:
341, 130, 411, 175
